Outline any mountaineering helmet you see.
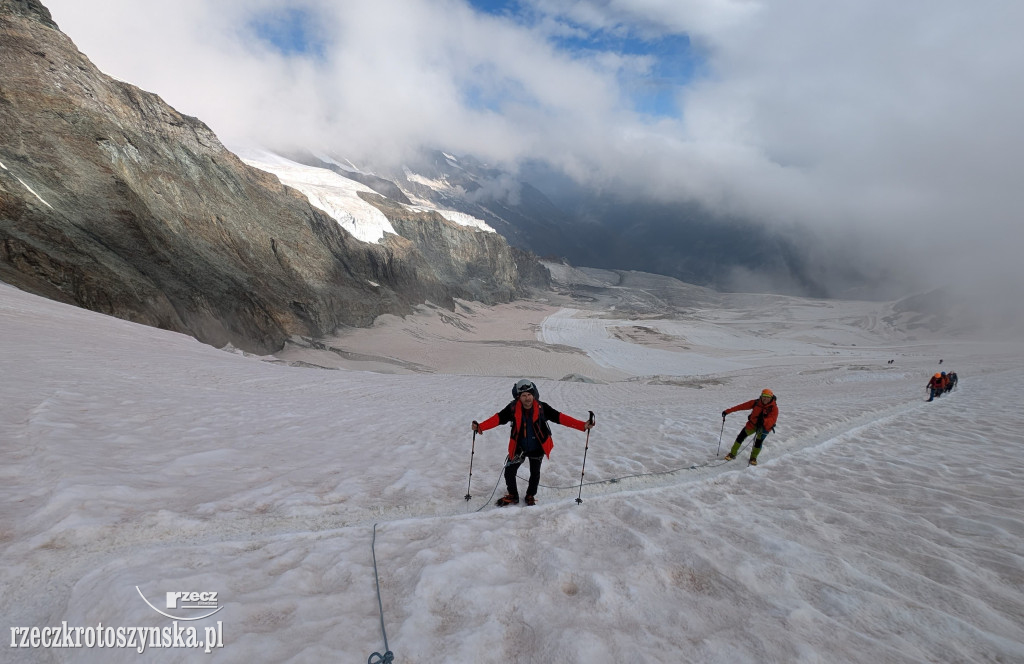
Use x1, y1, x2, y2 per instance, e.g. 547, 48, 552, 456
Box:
941, 372, 947, 376
934, 373, 941, 378
513, 379, 539, 399
760, 389, 774, 399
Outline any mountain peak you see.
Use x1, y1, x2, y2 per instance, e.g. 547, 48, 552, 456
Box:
1, 0, 58, 30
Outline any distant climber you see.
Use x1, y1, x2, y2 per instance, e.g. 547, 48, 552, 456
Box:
721, 389, 779, 466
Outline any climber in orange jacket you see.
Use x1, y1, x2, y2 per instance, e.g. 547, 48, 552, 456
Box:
722, 389, 779, 466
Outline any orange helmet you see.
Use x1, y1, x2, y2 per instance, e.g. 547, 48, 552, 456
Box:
760, 389, 774, 398
934, 373, 941, 378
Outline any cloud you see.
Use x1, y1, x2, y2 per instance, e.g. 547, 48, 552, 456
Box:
41, 0, 1024, 314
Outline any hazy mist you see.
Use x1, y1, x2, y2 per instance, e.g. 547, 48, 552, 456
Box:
41, 0, 1024, 325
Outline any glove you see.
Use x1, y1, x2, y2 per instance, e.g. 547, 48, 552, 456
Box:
471, 420, 480, 433
721, 411, 727, 419
586, 411, 596, 430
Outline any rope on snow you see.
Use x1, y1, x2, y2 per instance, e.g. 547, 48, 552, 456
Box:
367, 523, 395, 664
526, 440, 754, 490
472, 455, 516, 513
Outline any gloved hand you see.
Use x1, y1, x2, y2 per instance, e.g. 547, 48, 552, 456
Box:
585, 411, 596, 430
721, 411, 727, 419
471, 420, 480, 433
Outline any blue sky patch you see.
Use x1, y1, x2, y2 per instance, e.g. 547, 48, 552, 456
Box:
248, 7, 326, 58
555, 31, 702, 118
468, 0, 520, 17
467, 1, 703, 118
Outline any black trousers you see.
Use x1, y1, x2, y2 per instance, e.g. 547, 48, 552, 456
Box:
505, 455, 543, 497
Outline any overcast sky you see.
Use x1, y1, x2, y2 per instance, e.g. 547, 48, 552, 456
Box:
41, 0, 1024, 306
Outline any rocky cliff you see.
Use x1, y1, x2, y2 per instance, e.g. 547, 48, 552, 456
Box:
362, 192, 548, 303
0, 0, 545, 353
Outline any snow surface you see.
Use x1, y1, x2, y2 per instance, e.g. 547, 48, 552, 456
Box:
422, 208, 495, 233
403, 169, 454, 193
2, 281, 1023, 663
237, 149, 397, 244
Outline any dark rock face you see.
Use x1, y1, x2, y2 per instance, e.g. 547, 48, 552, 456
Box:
362, 193, 548, 303
3, 0, 55, 28
0, 0, 544, 352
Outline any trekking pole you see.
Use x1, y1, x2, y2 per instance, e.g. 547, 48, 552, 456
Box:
716, 415, 726, 457
575, 411, 595, 505
465, 427, 478, 501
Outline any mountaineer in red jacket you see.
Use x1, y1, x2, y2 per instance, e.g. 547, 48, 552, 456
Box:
472, 379, 594, 506
926, 373, 945, 401
722, 389, 779, 466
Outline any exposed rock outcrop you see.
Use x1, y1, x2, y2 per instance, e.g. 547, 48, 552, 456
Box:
0, 0, 544, 352
362, 193, 547, 303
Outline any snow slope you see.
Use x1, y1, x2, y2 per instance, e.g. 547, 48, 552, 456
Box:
1, 281, 1022, 663
236, 150, 495, 243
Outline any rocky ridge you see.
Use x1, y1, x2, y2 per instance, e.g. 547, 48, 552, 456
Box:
0, 0, 545, 353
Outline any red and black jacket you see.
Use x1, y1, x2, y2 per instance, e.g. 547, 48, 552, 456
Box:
477, 400, 587, 459
725, 396, 779, 432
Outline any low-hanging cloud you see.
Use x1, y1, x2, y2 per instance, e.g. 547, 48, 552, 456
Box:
42, 0, 1024, 319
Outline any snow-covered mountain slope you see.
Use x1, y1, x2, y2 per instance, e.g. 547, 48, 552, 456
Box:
237, 149, 495, 243
3, 4, 520, 354
237, 149, 398, 243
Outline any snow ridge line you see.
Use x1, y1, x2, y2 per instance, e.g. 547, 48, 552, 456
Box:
774, 396, 934, 459
516, 396, 935, 500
